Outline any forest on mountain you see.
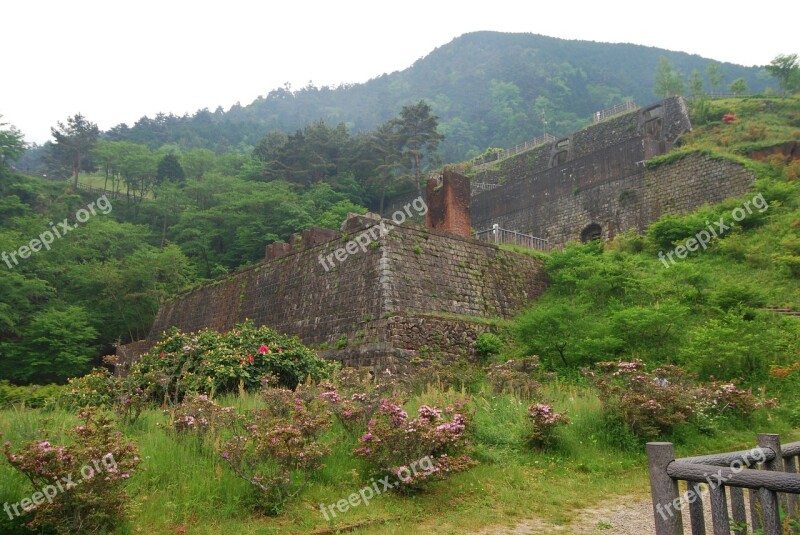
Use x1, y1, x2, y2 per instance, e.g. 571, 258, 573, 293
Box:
1, 33, 797, 387
18, 31, 774, 167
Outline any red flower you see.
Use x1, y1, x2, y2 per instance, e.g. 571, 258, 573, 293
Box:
248, 354, 254, 364
160, 352, 165, 358
258, 344, 270, 354
277, 347, 283, 353
240, 359, 246, 365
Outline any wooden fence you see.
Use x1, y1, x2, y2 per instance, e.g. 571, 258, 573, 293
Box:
648, 434, 800, 534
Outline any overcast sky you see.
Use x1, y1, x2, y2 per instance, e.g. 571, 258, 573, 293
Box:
2, 0, 796, 144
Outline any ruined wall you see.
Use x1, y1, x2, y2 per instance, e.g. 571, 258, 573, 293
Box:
473, 153, 755, 244
425, 169, 472, 238
467, 96, 760, 244
135, 221, 547, 362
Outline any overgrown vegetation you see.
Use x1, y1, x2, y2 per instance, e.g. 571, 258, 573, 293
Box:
1, 92, 800, 533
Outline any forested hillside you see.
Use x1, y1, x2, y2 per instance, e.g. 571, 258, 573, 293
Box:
19, 32, 771, 166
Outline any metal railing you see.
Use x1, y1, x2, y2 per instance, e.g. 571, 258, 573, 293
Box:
591, 101, 639, 123
470, 182, 500, 196
472, 133, 556, 172
473, 225, 557, 252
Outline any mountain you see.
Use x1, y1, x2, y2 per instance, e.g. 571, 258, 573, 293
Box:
110, 31, 772, 162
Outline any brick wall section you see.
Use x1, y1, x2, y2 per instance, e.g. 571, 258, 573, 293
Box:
127, 221, 548, 364
467, 97, 763, 244
474, 153, 755, 244
425, 169, 472, 238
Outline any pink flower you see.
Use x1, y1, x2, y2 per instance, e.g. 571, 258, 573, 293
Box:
258, 344, 269, 354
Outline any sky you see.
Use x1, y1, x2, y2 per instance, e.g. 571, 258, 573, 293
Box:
2, 0, 797, 144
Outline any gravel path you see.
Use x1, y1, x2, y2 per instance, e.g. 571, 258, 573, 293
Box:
471, 491, 736, 535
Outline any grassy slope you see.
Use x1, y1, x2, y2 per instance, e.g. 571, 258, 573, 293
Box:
1, 97, 799, 534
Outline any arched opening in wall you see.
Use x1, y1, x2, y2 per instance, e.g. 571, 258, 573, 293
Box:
580, 223, 603, 243
550, 138, 571, 167
644, 117, 663, 138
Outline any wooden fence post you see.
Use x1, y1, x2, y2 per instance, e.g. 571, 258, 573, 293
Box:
648, 442, 684, 535
758, 434, 783, 535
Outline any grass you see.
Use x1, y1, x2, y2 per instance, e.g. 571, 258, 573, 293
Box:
1, 377, 797, 534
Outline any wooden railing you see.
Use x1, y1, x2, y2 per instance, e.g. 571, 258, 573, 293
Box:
473, 225, 557, 253
648, 434, 800, 534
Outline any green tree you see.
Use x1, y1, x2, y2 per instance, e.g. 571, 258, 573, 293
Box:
706, 62, 725, 93
688, 69, 706, 101
156, 153, 186, 183
653, 57, 684, 98
7, 306, 98, 384
728, 77, 749, 96
50, 113, 99, 187
397, 101, 444, 196
0, 115, 25, 165
182, 148, 217, 180
765, 53, 800, 94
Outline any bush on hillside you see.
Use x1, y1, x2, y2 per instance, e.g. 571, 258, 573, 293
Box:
2, 410, 141, 534
590, 360, 766, 439
354, 395, 477, 491
127, 321, 334, 404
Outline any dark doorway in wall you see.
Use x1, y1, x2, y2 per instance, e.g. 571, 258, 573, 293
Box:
580, 223, 603, 243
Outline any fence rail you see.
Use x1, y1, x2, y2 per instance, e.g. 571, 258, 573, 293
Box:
472, 133, 556, 172
472, 225, 557, 253
470, 182, 500, 195
648, 434, 800, 535
592, 101, 639, 123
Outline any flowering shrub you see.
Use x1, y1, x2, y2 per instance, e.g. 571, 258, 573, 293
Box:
354, 395, 477, 491
317, 368, 395, 435
57, 367, 118, 409
171, 393, 237, 436
127, 320, 334, 404
2, 411, 141, 534
526, 400, 570, 448
590, 360, 766, 439
221, 387, 331, 514
486, 358, 541, 399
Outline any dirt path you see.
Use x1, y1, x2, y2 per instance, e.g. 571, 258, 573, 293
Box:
471, 493, 724, 534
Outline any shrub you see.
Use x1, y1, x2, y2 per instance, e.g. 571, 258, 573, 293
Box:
354, 396, 477, 491
526, 400, 570, 449
56, 367, 117, 409
170, 393, 237, 437
128, 320, 334, 404
0, 381, 64, 409
679, 311, 792, 381
590, 360, 764, 439
221, 386, 331, 514
475, 333, 503, 362
2, 411, 141, 534
486, 358, 541, 399
317, 368, 394, 435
